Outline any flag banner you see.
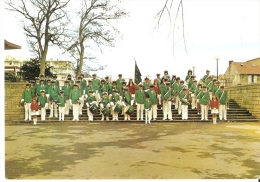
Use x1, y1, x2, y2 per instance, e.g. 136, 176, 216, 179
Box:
134, 60, 142, 84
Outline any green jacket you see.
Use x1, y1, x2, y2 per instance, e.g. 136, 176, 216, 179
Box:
61, 85, 71, 100
100, 97, 110, 107
135, 89, 146, 104
69, 89, 81, 104
202, 74, 210, 83
212, 85, 220, 94
91, 78, 101, 92
162, 87, 173, 101
86, 95, 96, 105
122, 92, 131, 105
100, 84, 108, 94
47, 86, 59, 101
142, 81, 150, 91
37, 84, 47, 96
198, 91, 210, 105
144, 100, 152, 110
179, 92, 190, 105
105, 81, 113, 95
38, 94, 48, 107
205, 80, 213, 92
216, 91, 228, 105
57, 95, 66, 107
146, 90, 157, 105
190, 84, 197, 93
22, 89, 34, 103
110, 93, 119, 104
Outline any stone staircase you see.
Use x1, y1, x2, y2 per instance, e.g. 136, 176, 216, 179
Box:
14, 99, 259, 123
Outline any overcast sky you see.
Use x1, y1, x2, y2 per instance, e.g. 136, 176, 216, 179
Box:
2, 0, 260, 81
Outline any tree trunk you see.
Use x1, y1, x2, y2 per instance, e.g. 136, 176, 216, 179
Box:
76, 45, 84, 79
40, 48, 48, 75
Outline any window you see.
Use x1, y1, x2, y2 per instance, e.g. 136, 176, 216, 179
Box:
248, 75, 258, 84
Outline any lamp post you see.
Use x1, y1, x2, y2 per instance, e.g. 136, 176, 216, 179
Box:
215, 56, 220, 80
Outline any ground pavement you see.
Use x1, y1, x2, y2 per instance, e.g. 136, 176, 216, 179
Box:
4, 121, 260, 179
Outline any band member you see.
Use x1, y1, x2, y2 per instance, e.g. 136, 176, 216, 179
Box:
67, 74, 74, 89
179, 87, 190, 120
105, 76, 113, 95
153, 79, 161, 107
216, 86, 228, 121
143, 77, 150, 91
188, 75, 195, 89
116, 74, 125, 96
86, 90, 96, 121
52, 74, 60, 88
39, 74, 47, 85
212, 80, 220, 95
177, 80, 185, 115
185, 69, 193, 85
127, 78, 136, 101
85, 80, 94, 97
173, 77, 181, 111
21, 83, 34, 121
30, 97, 39, 125
205, 76, 213, 100
91, 73, 101, 98
37, 79, 47, 96
69, 84, 81, 121
99, 92, 110, 121
155, 73, 161, 85
79, 73, 87, 92
162, 70, 171, 81
195, 84, 202, 114
202, 70, 210, 83
35, 77, 40, 87
76, 80, 84, 115
122, 87, 132, 120
170, 75, 176, 85
135, 84, 145, 120
100, 79, 108, 95
110, 89, 120, 121
162, 82, 173, 120
56, 90, 65, 121
62, 80, 71, 115
198, 85, 210, 121
30, 80, 37, 97
210, 94, 219, 124
146, 85, 157, 120
47, 80, 59, 118
189, 80, 198, 109
38, 90, 48, 121
111, 81, 118, 92
144, 95, 152, 124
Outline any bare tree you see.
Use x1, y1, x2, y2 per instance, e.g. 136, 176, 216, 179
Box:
154, 0, 187, 53
6, 0, 70, 74
65, 0, 128, 78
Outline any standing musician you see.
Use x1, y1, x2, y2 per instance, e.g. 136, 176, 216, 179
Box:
52, 74, 60, 88
153, 79, 161, 108
116, 74, 125, 97
69, 84, 81, 121
127, 78, 136, 103
212, 80, 220, 95
85, 80, 94, 97
216, 86, 228, 121
176, 80, 185, 115
35, 77, 40, 88
173, 77, 181, 111
85, 90, 97, 121
38, 90, 48, 121
62, 80, 71, 115
205, 76, 213, 100
170, 75, 177, 85
202, 70, 210, 84
100, 79, 108, 95
189, 79, 198, 109
135, 84, 146, 121
79, 73, 87, 92
122, 87, 132, 120
155, 73, 161, 85
37, 79, 47, 97
146, 84, 158, 121
188, 75, 195, 89
162, 70, 171, 81
30, 80, 37, 98
162, 82, 173, 120
67, 74, 75, 90
179, 87, 191, 120
39, 74, 47, 85
21, 83, 34, 121
195, 84, 202, 114
47, 80, 59, 118
143, 77, 151, 92
185, 69, 193, 85
91, 73, 101, 102
198, 85, 210, 121
105, 76, 113, 95
110, 89, 120, 121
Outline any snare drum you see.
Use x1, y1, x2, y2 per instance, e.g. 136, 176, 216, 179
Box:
114, 103, 122, 113
89, 103, 98, 114
125, 105, 134, 115
102, 107, 110, 116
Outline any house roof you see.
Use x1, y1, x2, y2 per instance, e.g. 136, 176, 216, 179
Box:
4, 40, 22, 50
232, 62, 260, 75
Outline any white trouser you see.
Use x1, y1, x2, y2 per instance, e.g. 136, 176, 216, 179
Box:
145, 109, 151, 124
157, 94, 161, 105
151, 104, 157, 119
124, 105, 130, 120
136, 103, 144, 120
78, 96, 84, 115
49, 102, 58, 117
163, 101, 172, 120
24, 103, 31, 120
181, 105, 188, 119
191, 96, 196, 109
209, 92, 212, 101
72, 104, 79, 120
219, 104, 227, 120
87, 108, 93, 121
64, 100, 70, 115
175, 95, 179, 109
59, 107, 65, 120
111, 106, 118, 120
201, 104, 208, 120
41, 107, 46, 120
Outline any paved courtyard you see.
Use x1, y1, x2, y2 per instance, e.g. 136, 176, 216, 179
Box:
4, 121, 260, 179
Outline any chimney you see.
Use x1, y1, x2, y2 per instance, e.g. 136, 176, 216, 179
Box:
229, 60, 234, 65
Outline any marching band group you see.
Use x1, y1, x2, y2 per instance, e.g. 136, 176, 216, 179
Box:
20, 69, 228, 125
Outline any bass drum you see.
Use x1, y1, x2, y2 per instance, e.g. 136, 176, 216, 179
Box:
125, 105, 134, 115
102, 107, 110, 116
89, 103, 98, 114
114, 103, 122, 113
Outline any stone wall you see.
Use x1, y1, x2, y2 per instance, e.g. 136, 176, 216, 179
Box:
5, 82, 26, 122
227, 84, 260, 120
